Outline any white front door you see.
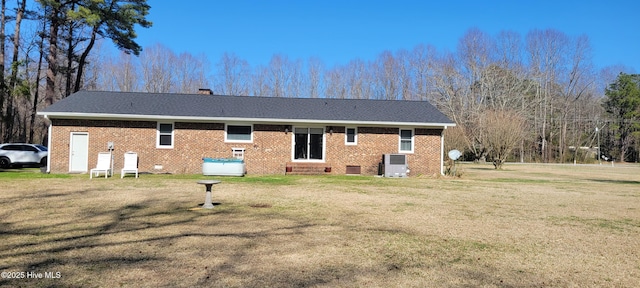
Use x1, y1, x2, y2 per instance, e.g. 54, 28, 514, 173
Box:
70, 133, 88, 172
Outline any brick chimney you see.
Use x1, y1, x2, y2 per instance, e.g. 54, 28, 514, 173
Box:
198, 88, 213, 95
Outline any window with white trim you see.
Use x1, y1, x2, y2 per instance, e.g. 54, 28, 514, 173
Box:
226, 124, 253, 142
399, 129, 413, 153
345, 127, 357, 145
157, 123, 174, 148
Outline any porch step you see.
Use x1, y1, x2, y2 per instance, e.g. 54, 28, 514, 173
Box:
285, 162, 331, 175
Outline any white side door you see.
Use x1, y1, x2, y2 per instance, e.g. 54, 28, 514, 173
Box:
69, 133, 89, 172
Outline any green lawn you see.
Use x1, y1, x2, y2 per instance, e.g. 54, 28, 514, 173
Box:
0, 163, 639, 287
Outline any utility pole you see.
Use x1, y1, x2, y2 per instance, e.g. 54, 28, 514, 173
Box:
596, 126, 601, 165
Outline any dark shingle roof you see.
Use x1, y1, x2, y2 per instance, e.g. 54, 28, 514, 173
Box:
39, 91, 454, 126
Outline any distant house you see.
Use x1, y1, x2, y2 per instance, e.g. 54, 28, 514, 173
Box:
37, 90, 455, 176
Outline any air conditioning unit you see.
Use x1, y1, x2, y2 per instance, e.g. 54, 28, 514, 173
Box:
381, 154, 409, 177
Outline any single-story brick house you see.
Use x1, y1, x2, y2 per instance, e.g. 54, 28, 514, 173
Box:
38, 90, 455, 176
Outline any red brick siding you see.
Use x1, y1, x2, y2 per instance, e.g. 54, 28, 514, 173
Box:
326, 127, 442, 176
49, 119, 442, 175
414, 128, 444, 176
51, 120, 157, 173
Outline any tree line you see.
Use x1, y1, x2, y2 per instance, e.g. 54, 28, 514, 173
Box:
0, 1, 637, 164
0, 0, 150, 145
80, 29, 640, 165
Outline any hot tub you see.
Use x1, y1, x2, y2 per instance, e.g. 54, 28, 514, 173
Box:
202, 158, 245, 176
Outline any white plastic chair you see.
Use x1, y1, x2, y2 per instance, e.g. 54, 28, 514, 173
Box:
90, 152, 111, 179
121, 152, 139, 178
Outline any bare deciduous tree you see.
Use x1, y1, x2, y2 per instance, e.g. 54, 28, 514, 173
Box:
97, 51, 139, 92
173, 52, 210, 93
482, 109, 527, 169
373, 50, 400, 100
409, 44, 437, 101
307, 57, 324, 98
140, 43, 175, 93
264, 54, 303, 97
526, 29, 567, 162
324, 66, 346, 99
346, 59, 372, 99
114, 52, 139, 92
214, 52, 251, 96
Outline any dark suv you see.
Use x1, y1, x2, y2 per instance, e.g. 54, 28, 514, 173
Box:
0, 143, 48, 168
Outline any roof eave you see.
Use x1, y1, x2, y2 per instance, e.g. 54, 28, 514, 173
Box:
37, 112, 455, 128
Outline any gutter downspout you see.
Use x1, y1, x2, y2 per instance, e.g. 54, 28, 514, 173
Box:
45, 115, 52, 173
440, 126, 446, 176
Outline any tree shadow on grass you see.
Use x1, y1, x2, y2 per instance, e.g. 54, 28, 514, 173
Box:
0, 181, 573, 287
589, 178, 640, 185
0, 188, 339, 287
467, 166, 495, 171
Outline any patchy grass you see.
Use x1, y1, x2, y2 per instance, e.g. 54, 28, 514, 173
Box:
125, 173, 300, 185
0, 163, 639, 287
0, 168, 71, 179
547, 216, 640, 232
483, 177, 554, 184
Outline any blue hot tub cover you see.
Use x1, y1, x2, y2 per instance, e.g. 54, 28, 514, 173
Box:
203, 157, 244, 163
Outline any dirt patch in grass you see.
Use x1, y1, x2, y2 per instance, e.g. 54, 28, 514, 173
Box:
0, 163, 639, 287
248, 203, 273, 208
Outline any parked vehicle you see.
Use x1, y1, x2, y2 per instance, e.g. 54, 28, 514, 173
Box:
0, 143, 48, 168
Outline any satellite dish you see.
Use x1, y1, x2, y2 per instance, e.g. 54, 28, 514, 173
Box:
448, 149, 462, 161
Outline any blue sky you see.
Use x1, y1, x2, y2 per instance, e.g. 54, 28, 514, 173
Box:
135, 0, 639, 71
